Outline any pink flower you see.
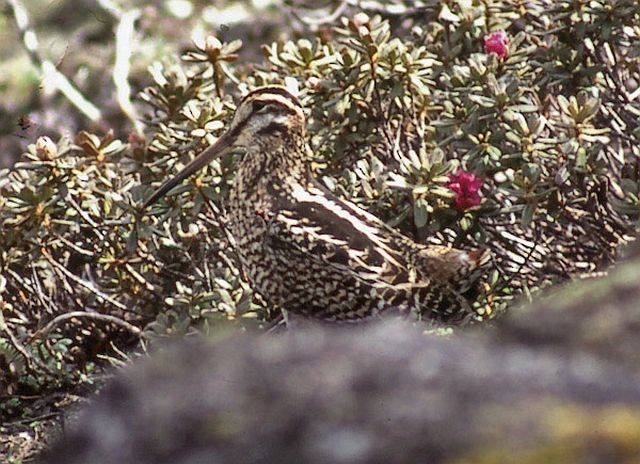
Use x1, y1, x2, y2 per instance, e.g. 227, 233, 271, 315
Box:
447, 170, 483, 211
484, 31, 509, 59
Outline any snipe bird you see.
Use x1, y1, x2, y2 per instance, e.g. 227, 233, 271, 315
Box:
144, 86, 489, 323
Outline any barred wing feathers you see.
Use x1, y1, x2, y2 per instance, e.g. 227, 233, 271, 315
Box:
263, 182, 479, 320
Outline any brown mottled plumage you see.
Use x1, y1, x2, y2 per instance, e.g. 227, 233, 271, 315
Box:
144, 86, 489, 323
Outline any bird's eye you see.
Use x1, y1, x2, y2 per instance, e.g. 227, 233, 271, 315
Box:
252, 101, 269, 113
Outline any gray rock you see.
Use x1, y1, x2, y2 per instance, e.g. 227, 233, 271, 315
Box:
41, 319, 640, 464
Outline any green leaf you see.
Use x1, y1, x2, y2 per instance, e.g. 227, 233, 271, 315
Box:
521, 203, 536, 228
414, 201, 429, 229
523, 163, 541, 184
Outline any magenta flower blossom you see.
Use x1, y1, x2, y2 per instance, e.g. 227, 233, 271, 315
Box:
447, 170, 483, 211
484, 31, 509, 59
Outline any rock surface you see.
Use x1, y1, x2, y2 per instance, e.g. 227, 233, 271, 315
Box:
42, 253, 640, 464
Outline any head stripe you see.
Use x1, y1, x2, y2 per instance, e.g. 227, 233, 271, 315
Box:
242, 86, 302, 108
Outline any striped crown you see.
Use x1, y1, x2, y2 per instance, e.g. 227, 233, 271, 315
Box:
229, 86, 305, 139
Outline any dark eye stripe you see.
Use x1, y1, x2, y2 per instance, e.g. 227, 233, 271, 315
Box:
252, 101, 269, 112
251, 98, 298, 115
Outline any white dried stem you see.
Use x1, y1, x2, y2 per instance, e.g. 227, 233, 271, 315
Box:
7, 0, 103, 123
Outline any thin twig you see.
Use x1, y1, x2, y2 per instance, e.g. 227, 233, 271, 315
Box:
7, 0, 103, 123
113, 9, 144, 134
54, 234, 96, 257
197, 186, 239, 251
95, 0, 123, 19
41, 248, 128, 312
290, 0, 348, 26
290, 0, 430, 25
0, 311, 54, 374
4, 412, 60, 426
30, 311, 145, 342
31, 262, 55, 316
356, 0, 428, 15
66, 194, 105, 240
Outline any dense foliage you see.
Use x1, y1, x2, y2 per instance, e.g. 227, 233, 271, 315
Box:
1, 3, 639, 453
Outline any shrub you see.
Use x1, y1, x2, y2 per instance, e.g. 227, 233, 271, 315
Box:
1, 0, 639, 398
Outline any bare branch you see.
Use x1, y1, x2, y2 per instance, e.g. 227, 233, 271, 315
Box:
41, 249, 128, 312
6, 0, 104, 123
356, 0, 428, 15
289, 0, 429, 26
0, 311, 53, 375
290, 0, 348, 26
114, 9, 144, 134
95, 0, 123, 19
30, 311, 145, 342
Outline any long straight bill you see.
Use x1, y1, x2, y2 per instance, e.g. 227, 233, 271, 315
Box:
143, 131, 236, 209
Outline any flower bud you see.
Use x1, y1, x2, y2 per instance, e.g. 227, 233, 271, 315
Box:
484, 31, 509, 59
446, 170, 483, 210
35, 136, 57, 160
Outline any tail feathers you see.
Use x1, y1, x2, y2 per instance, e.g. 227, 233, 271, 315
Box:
453, 247, 491, 293
465, 248, 492, 269
419, 246, 491, 281
413, 247, 492, 323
